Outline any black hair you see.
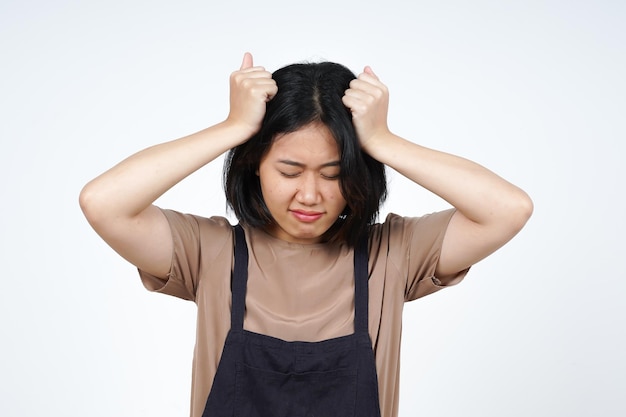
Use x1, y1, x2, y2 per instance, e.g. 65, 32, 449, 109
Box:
223, 61, 387, 246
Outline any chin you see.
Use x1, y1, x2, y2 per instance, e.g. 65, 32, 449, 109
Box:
288, 226, 326, 243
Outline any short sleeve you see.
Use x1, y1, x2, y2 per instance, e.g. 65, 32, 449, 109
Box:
370, 209, 469, 302
137, 208, 234, 302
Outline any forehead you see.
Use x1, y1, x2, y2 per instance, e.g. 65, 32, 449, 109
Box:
268, 123, 340, 160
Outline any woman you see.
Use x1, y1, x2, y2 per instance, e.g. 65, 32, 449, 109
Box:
79, 52, 533, 417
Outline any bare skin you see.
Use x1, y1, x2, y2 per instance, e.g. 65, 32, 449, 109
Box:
79, 53, 533, 281
342, 67, 533, 278
258, 122, 347, 244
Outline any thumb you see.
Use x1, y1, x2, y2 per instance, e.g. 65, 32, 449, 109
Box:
363, 65, 378, 79
240, 52, 253, 70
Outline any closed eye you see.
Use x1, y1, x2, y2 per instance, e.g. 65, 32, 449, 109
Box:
320, 166, 340, 179
279, 171, 301, 178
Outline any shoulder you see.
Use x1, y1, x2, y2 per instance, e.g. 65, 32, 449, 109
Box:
369, 209, 456, 244
160, 208, 233, 228
367, 209, 457, 274
159, 208, 236, 256
368, 209, 464, 301
160, 208, 233, 234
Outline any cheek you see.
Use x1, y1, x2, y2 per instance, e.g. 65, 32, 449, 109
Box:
325, 184, 347, 206
260, 176, 293, 203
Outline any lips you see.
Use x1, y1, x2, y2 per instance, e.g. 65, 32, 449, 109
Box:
290, 209, 324, 223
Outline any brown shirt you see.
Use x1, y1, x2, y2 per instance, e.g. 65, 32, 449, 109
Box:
139, 208, 467, 417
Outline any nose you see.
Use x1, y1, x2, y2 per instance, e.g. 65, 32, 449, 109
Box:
295, 173, 321, 205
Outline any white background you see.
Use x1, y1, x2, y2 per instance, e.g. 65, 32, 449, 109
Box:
1, 0, 624, 416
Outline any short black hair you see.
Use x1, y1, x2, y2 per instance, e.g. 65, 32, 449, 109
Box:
223, 61, 387, 246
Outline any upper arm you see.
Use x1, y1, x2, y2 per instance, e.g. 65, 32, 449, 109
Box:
83, 203, 173, 279
437, 205, 532, 278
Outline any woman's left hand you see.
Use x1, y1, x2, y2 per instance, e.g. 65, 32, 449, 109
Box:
342, 67, 391, 152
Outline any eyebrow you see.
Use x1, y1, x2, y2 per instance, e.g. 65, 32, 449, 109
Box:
277, 159, 341, 168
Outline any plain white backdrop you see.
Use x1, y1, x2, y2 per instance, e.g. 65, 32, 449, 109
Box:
1, 0, 624, 416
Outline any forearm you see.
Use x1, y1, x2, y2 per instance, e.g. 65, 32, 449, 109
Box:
345, 67, 532, 275
78, 55, 276, 277
364, 133, 532, 227
80, 120, 249, 221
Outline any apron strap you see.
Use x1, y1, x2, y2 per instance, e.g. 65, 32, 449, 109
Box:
231, 225, 370, 335
231, 224, 248, 330
353, 233, 370, 335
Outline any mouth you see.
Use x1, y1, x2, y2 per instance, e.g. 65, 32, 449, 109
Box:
290, 209, 324, 223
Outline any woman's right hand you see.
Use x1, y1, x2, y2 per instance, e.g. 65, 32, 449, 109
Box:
226, 52, 278, 140
80, 53, 276, 279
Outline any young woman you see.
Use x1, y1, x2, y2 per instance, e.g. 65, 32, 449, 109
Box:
79, 52, 533, 417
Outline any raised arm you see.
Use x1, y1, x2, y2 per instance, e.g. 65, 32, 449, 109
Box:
342, 67, 533, 279
79, 53, 277, 278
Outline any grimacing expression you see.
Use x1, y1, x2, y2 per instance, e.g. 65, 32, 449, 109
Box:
258, 123, 347, 244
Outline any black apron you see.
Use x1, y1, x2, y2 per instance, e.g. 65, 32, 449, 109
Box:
202, 225, 382, 417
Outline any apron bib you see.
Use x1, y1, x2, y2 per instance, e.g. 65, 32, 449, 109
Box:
202, 225, 382, 417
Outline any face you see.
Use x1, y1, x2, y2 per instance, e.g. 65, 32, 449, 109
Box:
258, 123, 347, 244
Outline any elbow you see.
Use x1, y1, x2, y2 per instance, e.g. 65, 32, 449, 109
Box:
78, 181, 106, 227
508, 189, 534, 234
522, 191, 534, 220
